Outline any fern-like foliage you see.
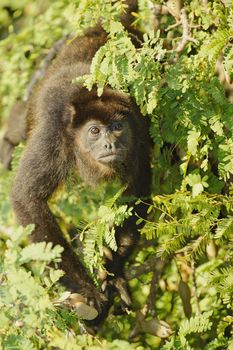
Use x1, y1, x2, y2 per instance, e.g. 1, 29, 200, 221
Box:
1, 0, 233, 348
81, 187, 133, 273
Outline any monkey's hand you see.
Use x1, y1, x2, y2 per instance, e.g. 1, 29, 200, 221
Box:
61, 273, 109, 324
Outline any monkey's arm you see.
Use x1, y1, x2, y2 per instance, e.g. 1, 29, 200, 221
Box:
11, 129, 106, 309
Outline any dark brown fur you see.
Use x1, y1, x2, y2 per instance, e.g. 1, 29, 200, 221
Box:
1, 1, 151, 323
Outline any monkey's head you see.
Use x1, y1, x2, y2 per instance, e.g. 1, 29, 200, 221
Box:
77, 117, 132, 162
66, 87, 144, 185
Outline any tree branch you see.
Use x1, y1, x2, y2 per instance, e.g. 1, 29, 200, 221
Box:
175, 8, 198, 52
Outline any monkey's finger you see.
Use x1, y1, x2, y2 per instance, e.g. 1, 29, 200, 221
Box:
69, 293, 98, 320
74, 302, 98, 321
69, 293, 86, 304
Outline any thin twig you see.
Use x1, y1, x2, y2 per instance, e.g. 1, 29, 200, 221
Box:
176, 8, 198, 52
165, 21, 181, 32
163, 5, 180, 20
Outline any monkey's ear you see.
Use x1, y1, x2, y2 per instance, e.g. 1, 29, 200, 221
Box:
63, 104, 76, 126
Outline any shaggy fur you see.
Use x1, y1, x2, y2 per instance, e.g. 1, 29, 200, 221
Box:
2, 0, 152, 323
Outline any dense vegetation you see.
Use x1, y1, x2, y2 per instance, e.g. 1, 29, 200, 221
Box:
0, 0, 233, 349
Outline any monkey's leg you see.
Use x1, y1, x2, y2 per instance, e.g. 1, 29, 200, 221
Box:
104, 201, 149, 308
104, 221, 139, 307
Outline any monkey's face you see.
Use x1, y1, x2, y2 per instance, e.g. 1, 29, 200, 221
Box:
77, 118, 132, 167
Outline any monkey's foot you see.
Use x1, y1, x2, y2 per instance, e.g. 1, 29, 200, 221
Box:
105, 276, 132, 309
112, 277, 132, 307
130, 315, 173, 339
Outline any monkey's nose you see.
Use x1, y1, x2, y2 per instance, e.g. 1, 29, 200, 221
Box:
104, 141, 114, 150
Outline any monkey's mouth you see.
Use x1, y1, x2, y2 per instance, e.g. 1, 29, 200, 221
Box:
98, 153, 124, 163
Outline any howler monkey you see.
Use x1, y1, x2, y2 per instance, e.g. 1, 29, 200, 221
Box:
0, 1, 151, 323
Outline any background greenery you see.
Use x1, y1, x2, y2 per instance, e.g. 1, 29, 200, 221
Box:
0, 0, 233, 349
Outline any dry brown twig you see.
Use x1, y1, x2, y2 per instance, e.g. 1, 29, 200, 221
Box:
161, 2, 198, 53
175, 8, 198, 52
165, 21, 182, 32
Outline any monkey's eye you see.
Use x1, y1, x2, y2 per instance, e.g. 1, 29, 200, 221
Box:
89, 126, 100, 135
112, 122, 123, 131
